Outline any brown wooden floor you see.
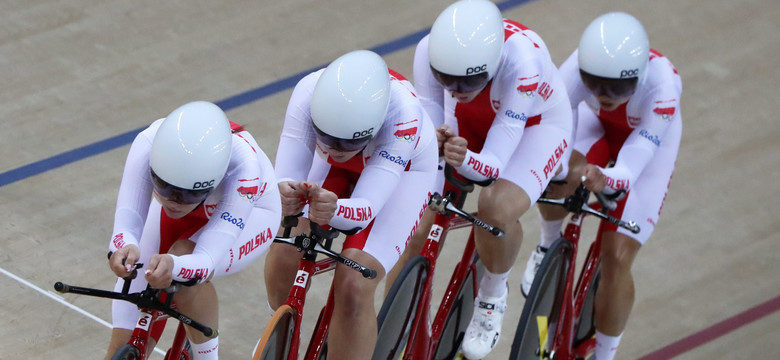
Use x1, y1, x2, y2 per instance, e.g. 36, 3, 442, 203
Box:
2, 0, 778, 358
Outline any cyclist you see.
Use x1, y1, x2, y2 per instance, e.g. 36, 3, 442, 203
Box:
267, 50, 438, 359
521, 12, 682, 360
386, 1, 573, 358
106, 101, 282, 360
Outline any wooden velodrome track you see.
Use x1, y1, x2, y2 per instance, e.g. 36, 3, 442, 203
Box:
1, 0, 777, 358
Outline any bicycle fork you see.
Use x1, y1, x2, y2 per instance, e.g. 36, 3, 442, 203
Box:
285, 259, 316, 360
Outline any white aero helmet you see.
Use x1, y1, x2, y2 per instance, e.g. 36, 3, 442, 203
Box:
150, 101, 232, 195
310, 50, 390, 148
428, 0, 504, 79
578, 12, 649, 79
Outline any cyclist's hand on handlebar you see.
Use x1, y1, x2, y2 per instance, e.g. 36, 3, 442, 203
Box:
279, 181, 311, 216
145, 254, 174, 289
442, 135, 468, 168
580, 164, 607, 193
109, 245, 140, 278
307, 183, 338, 225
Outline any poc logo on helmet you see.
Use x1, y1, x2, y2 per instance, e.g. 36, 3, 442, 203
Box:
466, 64, 488, 75
353, 127, 374, 139
193, 180, 216, 189
620, 69, 639, 78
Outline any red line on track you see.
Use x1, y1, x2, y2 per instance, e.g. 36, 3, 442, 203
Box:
637, 294, 780, 359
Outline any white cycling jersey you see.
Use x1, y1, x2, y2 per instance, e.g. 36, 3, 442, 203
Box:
275, 69, 438, 272
414, 19, 573, 201
561, 48, 683, 243
109, 120, 281, 330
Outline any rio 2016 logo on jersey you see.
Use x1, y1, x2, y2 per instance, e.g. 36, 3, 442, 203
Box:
379, 150, 408, 168
639, 129, 661, 146
220, 212, 245, 230
504, 110, 527, 122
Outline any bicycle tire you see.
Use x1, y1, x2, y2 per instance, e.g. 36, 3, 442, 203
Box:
508, 238, 573, 360
432, 259, 483, 360
252, 305, 297, 360
573, 270, 600, 345
372, 255, 429, 360
111, 344, 141, 360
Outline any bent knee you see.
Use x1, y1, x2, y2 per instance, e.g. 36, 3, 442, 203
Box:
478, 180, 531, 222
334, 272, 375, 310
601, 234, 641, 273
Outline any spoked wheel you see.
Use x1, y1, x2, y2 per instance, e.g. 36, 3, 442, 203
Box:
372, 255, 429, 360
111, 344, 141, 360
432, 259, 483, 360
509, 238, 573, 360
252, 305, 297, 360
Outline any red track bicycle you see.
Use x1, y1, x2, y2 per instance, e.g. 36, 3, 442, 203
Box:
54, 262, 216, 360
251, 216, 378, 360
372, 165, 504, 360
508, 182, 639, 360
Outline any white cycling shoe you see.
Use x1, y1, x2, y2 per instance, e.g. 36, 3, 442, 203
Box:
461, 290, 508, 359
521, 245, 547, 297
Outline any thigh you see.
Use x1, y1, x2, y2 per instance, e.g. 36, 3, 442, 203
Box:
345, 169, 435, 274
600, 231, 642, 270
478, 178, 532, 222
613, 154, 676, 244
501, 121, 571, 203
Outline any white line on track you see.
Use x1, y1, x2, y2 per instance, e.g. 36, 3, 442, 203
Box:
0, 266, 166, 357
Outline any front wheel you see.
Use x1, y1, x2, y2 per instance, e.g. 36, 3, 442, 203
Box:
509, 238, 572, 360
432, 259, 483, 360
372, 255, 429, 360
252, 305, 297, 360
111, 344, 141, 360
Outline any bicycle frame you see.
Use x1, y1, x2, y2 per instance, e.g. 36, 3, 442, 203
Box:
254, 218, 377, 360
399, 169, 504, 359
127, 304, 189, 360
287, 251, 339, 359
547, 206, 603, 360
534, 187, 639, 360
405, 209, 478, 359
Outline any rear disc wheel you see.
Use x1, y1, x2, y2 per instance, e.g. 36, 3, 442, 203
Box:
508, 238, 572, 360
372, 255, 429, 360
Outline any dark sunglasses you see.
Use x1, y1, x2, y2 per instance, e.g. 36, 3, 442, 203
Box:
150, 168, 212, 204
580, 69, 638, 99
312, 124, 372, 152
430, 65, 490, 93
